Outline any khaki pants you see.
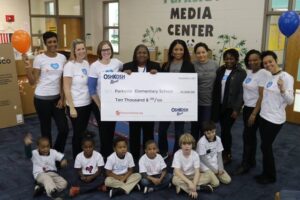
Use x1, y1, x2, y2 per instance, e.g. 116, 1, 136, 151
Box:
36, 171, 67, 197
202, 170, 231, 187
105, 173, 141, 194
172, 173, 211, 194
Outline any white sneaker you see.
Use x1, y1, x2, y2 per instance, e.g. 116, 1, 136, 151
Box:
143, 186, 148, 194
148, 188, 154, 193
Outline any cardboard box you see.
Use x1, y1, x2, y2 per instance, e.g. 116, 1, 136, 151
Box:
0, 44, 24, 128
18, 76, 36, 115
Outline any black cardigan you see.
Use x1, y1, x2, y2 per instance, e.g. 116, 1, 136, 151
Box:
211, 64, 246, 122
122, 60, 161, 72
161, 60, 195, 73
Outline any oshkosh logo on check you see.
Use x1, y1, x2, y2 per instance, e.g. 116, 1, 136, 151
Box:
103, 74, 126, 84
171, 107, 189, 116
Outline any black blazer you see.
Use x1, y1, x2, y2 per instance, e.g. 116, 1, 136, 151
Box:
161, 60, 195, 73
123, 60, 161, 72
211, 64, 246, 122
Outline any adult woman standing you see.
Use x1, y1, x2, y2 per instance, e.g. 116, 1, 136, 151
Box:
123, 44, 161, 160
211, 48, 246, 164
23, 31, 69, 153
255, 51, 294, 184
158, 39, 195, 158
63, 39, 91, 159
190, 42, 219, 142
235, 50, 271, 175
88, 41, 123, 159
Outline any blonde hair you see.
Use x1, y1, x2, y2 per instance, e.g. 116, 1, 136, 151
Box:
69, 38, 86, 61
179, 133, 196, 148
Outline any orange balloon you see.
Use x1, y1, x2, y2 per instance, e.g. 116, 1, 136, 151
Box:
11, 30, 31, 53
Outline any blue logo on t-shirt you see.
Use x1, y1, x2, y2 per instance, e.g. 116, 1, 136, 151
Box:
266, 81, 273, 88
50, 63, 59, 69
245, 77, 252, 84
105, 69, 114, 73
81, 68, 87, 75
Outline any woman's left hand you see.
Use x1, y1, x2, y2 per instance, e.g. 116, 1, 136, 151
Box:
56, 98, 64, 109
231, 111, 238, 119
247, 114, 256, 126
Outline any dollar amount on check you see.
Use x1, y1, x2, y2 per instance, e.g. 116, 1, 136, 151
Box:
100, 72, 197, 121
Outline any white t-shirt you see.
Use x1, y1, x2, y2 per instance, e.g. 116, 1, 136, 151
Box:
104, 152, 135, 175
260, 71, 294, 124
31, 149, 64, 179
33, 53, 66, 96
63, 60, 91, 107
139, 153, 167, 176
196, 136, 223, 171
88, 58, 123, 97
243, 69, 271, 107
74, 151, 104, 175
221, 69, 232, 103
171, 149, 200, 176
138, 66, 146, 73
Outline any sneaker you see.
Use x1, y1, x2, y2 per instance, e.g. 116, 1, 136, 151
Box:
176, 186, 181, 194
162, 153, 169, 160
143, 186, 148, 194
33, 184, 45, 197
134, 184, 141, 191
109, 188, 126, 198
69, 186, 80, 197
233, 165, 250, 176
147, 187, 154, 193
198, 185, 213, 193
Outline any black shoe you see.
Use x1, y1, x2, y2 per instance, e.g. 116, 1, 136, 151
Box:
233, 166, 250, 175
255, 175, 276, 184
134, 183, 141, 191
50, 189, 60, 198
198, 184, 213, 193
33, 184, 45, 197
254, 174, 265, 181
109, 188, 126, 198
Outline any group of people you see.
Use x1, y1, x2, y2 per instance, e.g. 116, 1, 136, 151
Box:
22, 31, 294, 199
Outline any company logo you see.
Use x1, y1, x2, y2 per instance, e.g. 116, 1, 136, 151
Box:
266, 81, 273, 88
81, 68, 87, 75
50, 63, 59, 69
0, 57, 11, 64
245, 77, 251, 84
103, 74, 126, 84
171, 107, 189, 116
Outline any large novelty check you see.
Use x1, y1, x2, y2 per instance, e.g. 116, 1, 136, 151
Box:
100, 72, 197, 121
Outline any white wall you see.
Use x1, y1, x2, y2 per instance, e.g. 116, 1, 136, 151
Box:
0, 0, 30, 33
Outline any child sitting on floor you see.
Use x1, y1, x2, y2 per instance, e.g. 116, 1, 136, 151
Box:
196, 121, 231, 187
24, 133, 67, 199
69, 135, 106, 197
139, 140, 172, 194
172, 133, 213, 199
105, 137, 141, 198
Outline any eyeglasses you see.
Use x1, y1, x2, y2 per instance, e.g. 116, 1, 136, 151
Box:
101, 48, 111, 52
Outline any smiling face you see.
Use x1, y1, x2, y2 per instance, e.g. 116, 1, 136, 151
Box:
101, 43, 112, 60
195, 46, 209, 63
136, 46, 149, 66
204, 129, 216, 142
74, 43, 86, 61
45, 36, 58, 53
263, 55, 279, 74
38, 139, 50, 156
248, 53, 261, 72
224, 54, 237, 69
172, 43, 184, 61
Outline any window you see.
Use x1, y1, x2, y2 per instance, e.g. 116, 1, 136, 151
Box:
103, 1, 119, 53
263, 0, 300, 65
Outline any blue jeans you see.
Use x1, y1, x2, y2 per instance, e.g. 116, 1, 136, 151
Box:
140, 173, 172, 190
